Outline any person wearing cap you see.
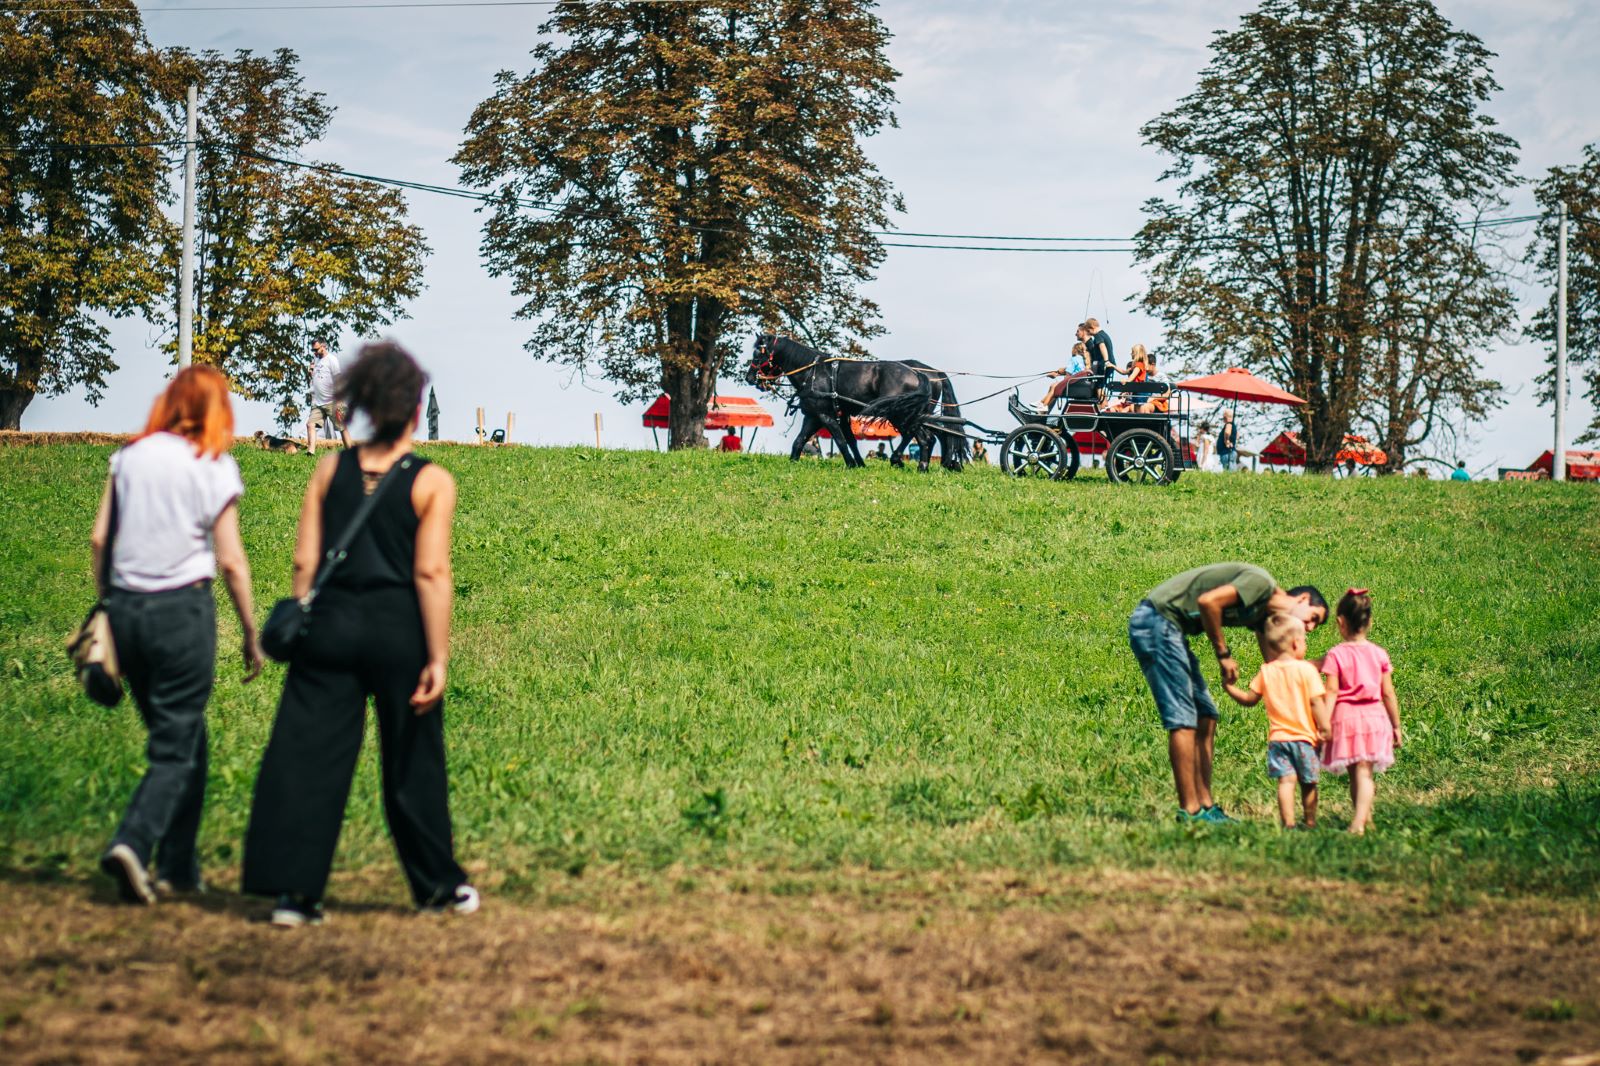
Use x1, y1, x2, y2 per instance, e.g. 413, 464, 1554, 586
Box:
1128, 563, 1328, 824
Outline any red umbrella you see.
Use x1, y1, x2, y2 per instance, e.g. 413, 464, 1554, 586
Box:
1176, 367, 1305, 406
816, 417, 899, 441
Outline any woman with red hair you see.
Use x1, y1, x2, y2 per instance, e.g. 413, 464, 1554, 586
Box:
91, 366, 264, 905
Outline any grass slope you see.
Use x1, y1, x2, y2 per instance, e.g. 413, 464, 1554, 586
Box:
1, 445, 1596, 900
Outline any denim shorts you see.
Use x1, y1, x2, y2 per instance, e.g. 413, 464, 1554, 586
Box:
1266, 740, 1320, 783
1128, 600, 1219, 731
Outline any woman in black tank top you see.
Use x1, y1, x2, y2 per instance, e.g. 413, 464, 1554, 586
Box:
243, 342, 476, 926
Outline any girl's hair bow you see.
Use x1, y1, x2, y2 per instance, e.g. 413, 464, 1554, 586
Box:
1346, 587, 1369, 597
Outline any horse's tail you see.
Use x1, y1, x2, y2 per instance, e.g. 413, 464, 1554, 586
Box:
861, 374, 933, 437
931, 374, 970, 468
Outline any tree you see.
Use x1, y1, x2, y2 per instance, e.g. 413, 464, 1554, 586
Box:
0, 1, 172, 429
1527, 144, 1600, 444
1358, 215, 1511, 471
1134, 0, 1517, 470
166, 48, 429, 427
454, 0, 901, 449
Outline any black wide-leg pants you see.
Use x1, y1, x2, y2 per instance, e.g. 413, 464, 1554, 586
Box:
107, 582, 216, 886
241, 586, 465, 906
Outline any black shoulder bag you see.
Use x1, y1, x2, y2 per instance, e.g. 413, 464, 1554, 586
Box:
261, 456, 415, 663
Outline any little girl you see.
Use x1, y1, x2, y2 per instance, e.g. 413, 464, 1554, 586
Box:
1319, 589, 1402, 834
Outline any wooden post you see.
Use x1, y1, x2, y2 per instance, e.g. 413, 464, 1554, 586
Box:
475, 407, 485, 444
506, 412, 514, 444
594, 412, 603, 449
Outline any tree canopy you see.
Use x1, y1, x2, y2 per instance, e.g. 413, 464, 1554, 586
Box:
166, 48, 429, 428
0, 1, 172, 429
454, 0, 901, 448
1527, 143, 1600, 445
1134, 0, 1517, 471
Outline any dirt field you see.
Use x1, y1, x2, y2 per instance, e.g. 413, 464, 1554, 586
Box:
2, 868, 1596, 1064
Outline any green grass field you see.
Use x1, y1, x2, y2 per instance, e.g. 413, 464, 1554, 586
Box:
2, 444, 1597, 902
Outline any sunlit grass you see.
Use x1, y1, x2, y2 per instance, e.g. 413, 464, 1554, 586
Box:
1, 443, 1596, 898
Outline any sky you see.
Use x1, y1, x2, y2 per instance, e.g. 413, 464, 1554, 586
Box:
21, 0, 1600, 472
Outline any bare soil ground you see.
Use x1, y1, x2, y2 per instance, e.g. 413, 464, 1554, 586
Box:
2, 868, 1596, 1064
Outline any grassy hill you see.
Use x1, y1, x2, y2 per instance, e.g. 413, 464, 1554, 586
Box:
1, 444, 1596, 900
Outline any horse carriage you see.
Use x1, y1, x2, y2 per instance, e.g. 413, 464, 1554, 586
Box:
991, 376, 1194, 484
745, 334, 1193, 484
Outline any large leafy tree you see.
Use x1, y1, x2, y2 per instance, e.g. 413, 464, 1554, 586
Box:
0, 1, 172, 429
454, 0, 901, 449
1527, 144, 1600, 444
166, 48, 429, 426
1358, 216, 1511, 471
1134, 0, 1517, 470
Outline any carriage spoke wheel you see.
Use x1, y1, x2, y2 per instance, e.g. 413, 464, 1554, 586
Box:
1107, 428, 1178, 485
1001, 425, 1071, 480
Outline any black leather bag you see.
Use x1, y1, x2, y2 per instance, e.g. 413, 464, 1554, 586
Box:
261, 456, 413, 663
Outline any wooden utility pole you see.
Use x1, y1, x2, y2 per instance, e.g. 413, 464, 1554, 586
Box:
178, 84, 198, 368
1555, 201, 1569, 482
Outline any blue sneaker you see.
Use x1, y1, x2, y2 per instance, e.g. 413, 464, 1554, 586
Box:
1175, 808, 1204, 824
1199, 805, 1239, 825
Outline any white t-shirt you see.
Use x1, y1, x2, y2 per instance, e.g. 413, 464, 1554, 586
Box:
108, 433, 245, 592
310, 353, 341, 407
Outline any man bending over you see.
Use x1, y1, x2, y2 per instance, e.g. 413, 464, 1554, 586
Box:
1128, 563, 1326, 824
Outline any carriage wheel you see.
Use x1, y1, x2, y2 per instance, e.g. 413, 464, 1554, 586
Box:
1001, 424, 1073, 480
1107, 428, 1179, 485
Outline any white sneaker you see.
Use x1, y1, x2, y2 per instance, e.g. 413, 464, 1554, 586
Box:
270, 894, 325, 927
100, 844, 156, 905
423, 884, 480, 915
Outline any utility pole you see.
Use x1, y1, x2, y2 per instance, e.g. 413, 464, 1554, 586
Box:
1554, 201, 1568, 482
178, 83, 198, 368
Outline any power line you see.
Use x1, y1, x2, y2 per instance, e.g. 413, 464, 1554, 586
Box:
0, 139, 1556, 251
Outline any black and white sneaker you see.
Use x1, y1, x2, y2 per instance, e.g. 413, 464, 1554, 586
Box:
270, 894, 325, 928
100, 844, 156, 905
422, 884, 480, 915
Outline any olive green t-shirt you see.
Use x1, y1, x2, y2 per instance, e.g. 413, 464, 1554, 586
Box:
1145, 562, 1278, 635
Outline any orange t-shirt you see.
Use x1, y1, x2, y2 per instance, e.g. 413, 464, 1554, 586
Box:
1250, 659, 1326, 743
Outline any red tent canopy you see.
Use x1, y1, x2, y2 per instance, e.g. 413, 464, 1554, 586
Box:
1260, 431, 1388, 468
1528, 449, 1600, 481
816, 417, 899, 441
642, 395, 774, 430
1177, 367, 1305, 406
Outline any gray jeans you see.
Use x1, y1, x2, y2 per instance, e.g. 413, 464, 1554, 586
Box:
106, 582, 216, 885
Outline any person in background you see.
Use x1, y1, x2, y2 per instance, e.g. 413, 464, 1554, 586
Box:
1195, 422, 1216, 470
1128, 562, 1327, 825
244, 341, 476, 927
1450, 460, 1470, 482
306, 339, 350, 455
802, 435, 823, 459
872, 442, 890, 461
718, 428, 742, 452
1217, 409, 1238, 471
93, 366, 263, 905
971, 439, 988, 465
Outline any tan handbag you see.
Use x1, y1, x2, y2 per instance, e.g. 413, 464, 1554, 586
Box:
67, 482, 124, 707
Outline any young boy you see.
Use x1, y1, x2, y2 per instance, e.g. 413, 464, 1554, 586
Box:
1222, 613, 1329, 828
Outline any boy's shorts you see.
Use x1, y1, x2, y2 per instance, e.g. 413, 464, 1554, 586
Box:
1266, 740, 1319, 783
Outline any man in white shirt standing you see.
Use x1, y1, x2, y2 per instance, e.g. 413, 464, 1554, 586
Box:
306, 339, 350, 454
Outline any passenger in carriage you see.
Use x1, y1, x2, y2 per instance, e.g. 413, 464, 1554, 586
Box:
1035, 330, 1094, 411
1105, 345, 1152, 412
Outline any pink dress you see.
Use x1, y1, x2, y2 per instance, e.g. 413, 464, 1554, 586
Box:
1320, 641, 1395, 774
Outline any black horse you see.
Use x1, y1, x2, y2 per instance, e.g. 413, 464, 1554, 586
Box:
897, 358, 969, 471
746, 335, 936, 469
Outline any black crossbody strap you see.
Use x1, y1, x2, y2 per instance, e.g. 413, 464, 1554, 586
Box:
305, 455, 414, 604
